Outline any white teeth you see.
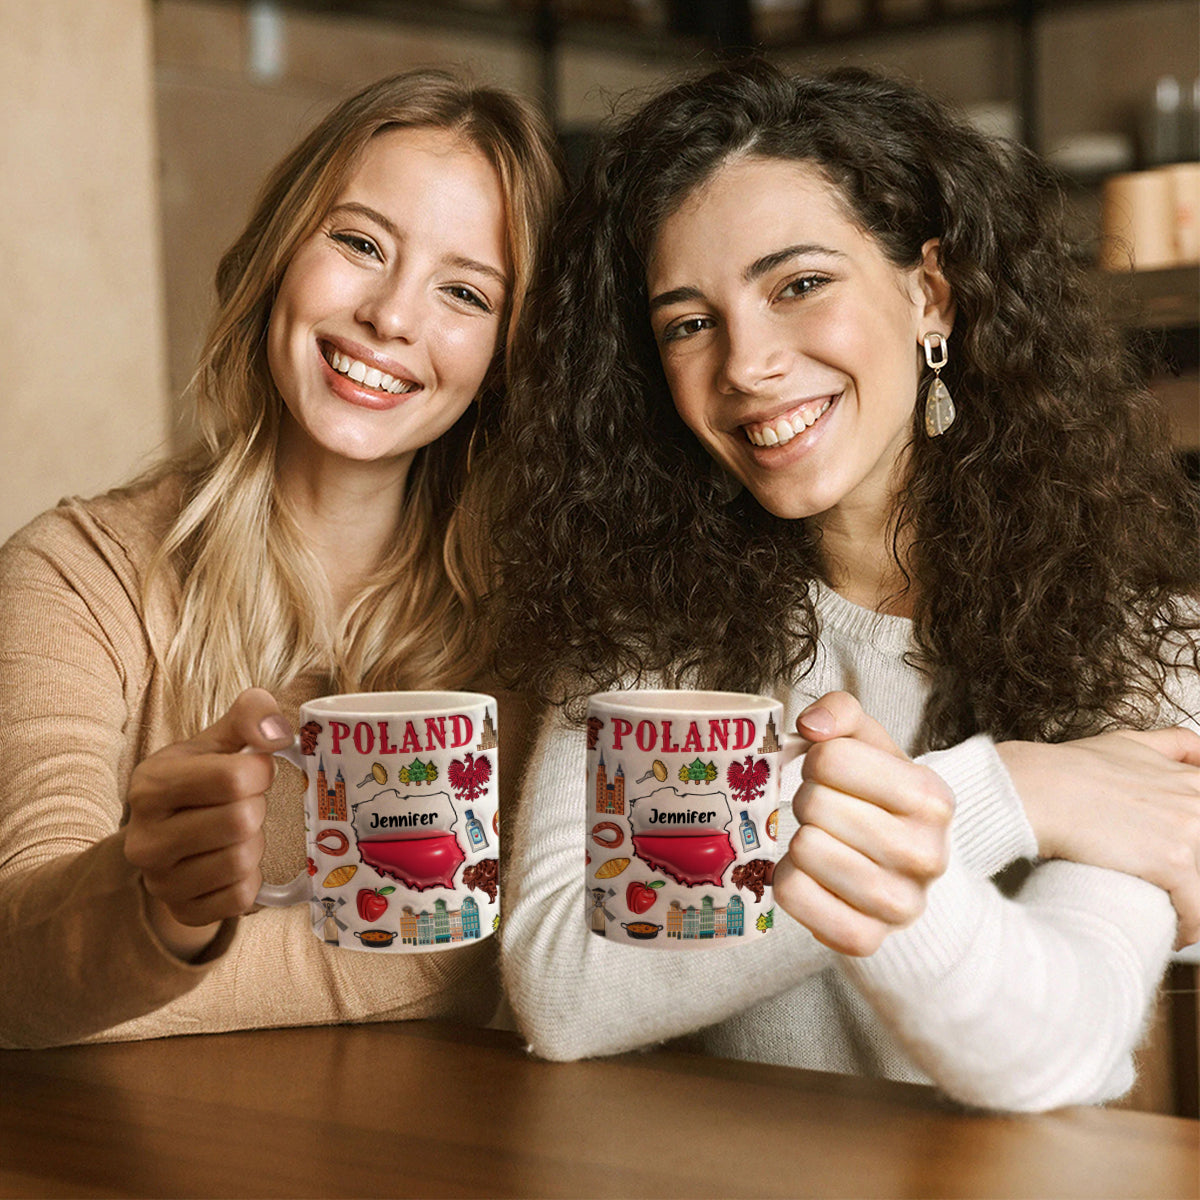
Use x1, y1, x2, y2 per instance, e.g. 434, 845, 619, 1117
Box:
744, 399, 833, 447
327, 349, 414, 395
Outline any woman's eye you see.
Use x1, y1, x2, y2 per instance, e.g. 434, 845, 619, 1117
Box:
444, 284, 492, 313
330, 231, 380, 259
778, 275, 827, 300
662, 316, 713, 343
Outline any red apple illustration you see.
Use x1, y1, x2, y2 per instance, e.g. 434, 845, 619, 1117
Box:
626, 880, 663, 915
357, 886, 395, 922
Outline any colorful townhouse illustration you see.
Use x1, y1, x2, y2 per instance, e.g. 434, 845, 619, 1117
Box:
665, 895, 745, 939
397, 897, 481, 946
315, 758, 348, 822
595, 753, 625, 815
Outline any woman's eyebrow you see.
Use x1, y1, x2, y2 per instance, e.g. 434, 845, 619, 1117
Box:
327, 201, 509, 289
743, 243, 844, 282
328, 201, 400, 239
648, 284, 704, 312
443, 253, 510, 290
649, 243, 846, 311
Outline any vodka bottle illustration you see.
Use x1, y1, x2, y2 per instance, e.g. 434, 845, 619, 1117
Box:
465, 808, 489, 851
738, 809, 760, 852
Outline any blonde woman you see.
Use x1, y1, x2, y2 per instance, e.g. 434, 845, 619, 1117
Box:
0, 69, 562, 1048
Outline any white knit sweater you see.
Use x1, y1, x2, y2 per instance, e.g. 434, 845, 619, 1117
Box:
500, 582, 1192, 1112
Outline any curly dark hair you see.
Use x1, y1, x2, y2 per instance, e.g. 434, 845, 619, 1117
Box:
486, 59, 1199, 748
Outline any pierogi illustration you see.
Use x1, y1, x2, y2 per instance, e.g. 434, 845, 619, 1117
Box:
352, 788, 464, 891
628, 786, 735, 887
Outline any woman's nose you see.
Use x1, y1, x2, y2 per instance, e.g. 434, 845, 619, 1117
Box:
356, 275, 424, 343
717, 313, 788, 395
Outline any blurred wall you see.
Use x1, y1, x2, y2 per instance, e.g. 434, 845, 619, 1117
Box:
2, 0, 1193, 541
0, 0, 169, 541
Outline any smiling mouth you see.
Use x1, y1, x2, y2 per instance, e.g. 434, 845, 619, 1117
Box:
742, 396, 835, 448
323, 345, 420, 396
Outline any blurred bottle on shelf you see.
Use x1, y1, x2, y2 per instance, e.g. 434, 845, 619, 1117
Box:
1100, 76, 1200, 272
1142, 75, 1184, 168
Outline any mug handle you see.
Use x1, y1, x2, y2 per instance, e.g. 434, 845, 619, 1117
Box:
255, 742, 312, 907
781, 731, 807, 766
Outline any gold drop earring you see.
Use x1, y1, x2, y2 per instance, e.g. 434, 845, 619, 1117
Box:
922, 331, 955, 437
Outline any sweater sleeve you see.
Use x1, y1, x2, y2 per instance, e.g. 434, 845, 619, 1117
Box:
0, 503, 234, 1047
500, 705, 835, 1061
841, 852, 1174, 1111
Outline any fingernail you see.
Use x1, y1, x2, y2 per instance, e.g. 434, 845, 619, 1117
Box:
259, 715, 292, 744
799, 705, 834, 736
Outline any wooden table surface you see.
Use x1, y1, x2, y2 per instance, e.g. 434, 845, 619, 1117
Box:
1, 1020, 1196, 1199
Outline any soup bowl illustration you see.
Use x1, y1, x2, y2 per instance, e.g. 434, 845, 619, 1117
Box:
620, 921, 663, 940
354, 929, 397, 948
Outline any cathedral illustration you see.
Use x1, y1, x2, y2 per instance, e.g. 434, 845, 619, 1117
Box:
595, 753, 625, 815
315, 758, 347, 822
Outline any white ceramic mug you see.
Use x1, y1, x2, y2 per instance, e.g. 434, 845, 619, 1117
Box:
258, 691, 499, 952
584, 690, 802, 949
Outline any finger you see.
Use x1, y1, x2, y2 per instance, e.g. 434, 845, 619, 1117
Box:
787, 822, 930, 929
1119, 726, 1200, 769
125, 795, 267, 873
142, 831, 266, 914
1160, 840, 1200, 950
800, 738, 955, 821
187, 688, 293, 756
131, 747, 277, 814
771, 855, 893, 957
161, 872, 266, 927
796, 779, 950, 879
795, 692, 905, 758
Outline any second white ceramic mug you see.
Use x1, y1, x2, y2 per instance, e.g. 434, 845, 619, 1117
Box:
584, 690, 801, 948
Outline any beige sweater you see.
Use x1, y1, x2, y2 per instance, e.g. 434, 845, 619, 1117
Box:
0, 475, 527, 1048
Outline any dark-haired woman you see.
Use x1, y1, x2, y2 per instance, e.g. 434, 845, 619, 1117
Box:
489, 61, 1200, 1111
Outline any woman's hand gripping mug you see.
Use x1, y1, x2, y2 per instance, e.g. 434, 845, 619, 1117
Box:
584, 690, 801, 948
257, 691, 499, 951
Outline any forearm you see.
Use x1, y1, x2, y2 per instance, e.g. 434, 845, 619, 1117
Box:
843, 853, 1174, 1111
501, 710, 834, 1061
0, 834, 234, 1048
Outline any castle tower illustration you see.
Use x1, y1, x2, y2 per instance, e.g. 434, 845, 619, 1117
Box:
595, 753, 625, 815
476, 708, 498, 751
758, 714, 781, 755
316, 758, 348, 822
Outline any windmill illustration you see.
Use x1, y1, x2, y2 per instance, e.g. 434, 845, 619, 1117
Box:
311, 895, 348, 946
587, 886, 616, 936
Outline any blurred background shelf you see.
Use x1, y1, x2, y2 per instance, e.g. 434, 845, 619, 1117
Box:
1107, 263, 1200, 331
204, 0, 1198, 150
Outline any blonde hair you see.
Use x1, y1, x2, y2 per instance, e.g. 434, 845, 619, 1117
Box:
146, 69, 564, 733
